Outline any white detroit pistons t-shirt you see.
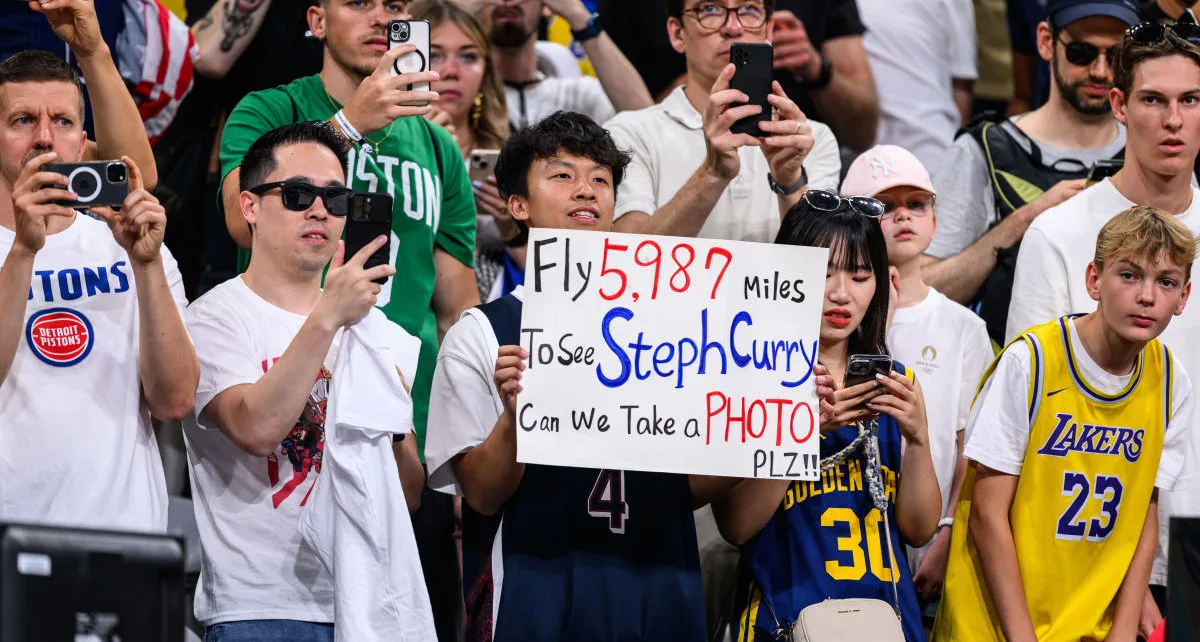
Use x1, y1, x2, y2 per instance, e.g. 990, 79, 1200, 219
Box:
0, 214, 187, 532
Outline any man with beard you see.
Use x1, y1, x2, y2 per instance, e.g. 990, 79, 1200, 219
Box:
921, 0, 1136, 345
474, 0, 654, 129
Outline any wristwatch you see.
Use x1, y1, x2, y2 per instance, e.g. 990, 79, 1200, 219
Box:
800, 56, 834, 91
571, 13, 603, 42
768, 168, 808, 196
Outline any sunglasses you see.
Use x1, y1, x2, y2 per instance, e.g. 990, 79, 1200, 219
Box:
1126, 21, 1200, 47
248, 181, 354, 217
1057, 34, 1117, 67
802, 189, 885, 219
874, 191, 935, 219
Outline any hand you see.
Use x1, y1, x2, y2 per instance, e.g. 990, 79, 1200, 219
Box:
771, 10, 822, 81
540, 0, 592, 30
913, 527, 951, 601
867, 372, 929, 446
473, 176, 511, 226
424, 106, 458, 145
493, 344, 528, 418
702, 63, 763, 181
342, 45, 441, 137
313, 237, 397, 329
31, 0, 107, 58
759, 81, 814, 188
1139, 589, 1162, 640
813, 363, 836, 427
90, 156, 166, 265
1030, 178, 1087, 220
10, 151, 78, 256
820, 377, 885, 433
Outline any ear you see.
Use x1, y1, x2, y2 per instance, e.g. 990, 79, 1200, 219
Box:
308, 4, 326, 41
1036, 21, 1055, 63
1110, 87, 1128, 124
1085, 261, 1102, 302
667, 17, 686, 55
1176, 280, 1192, 316
507, 194, 531, 222
77, 134, 87, 161
240, 191, 259, 229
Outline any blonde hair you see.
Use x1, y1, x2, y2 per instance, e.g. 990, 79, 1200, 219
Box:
1094, 205, 1198, 280
410, 0, 509, 151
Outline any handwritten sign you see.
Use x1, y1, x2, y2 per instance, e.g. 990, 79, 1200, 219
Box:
516, 229, 829, 480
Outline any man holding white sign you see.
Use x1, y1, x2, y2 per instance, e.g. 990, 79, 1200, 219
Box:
426, 111, 836, 642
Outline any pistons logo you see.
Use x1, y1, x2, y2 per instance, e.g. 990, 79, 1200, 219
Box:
25, 308, 94, 367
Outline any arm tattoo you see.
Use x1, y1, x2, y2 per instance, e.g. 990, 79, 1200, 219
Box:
218, 0, 269, 53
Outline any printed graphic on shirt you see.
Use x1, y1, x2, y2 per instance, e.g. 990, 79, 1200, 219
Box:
915, 344, 939, 377
264, 360, 330, 508
25, 307, 94, 367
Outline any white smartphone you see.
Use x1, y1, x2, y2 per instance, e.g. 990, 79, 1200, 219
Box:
468, 149, 501, 183
388, 19, 431, 105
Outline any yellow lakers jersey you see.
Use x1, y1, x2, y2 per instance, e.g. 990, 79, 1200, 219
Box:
933, 316, 1172, 642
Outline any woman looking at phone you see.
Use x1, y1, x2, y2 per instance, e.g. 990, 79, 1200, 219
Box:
712, 192, 941, 642
412, 0, 520, 301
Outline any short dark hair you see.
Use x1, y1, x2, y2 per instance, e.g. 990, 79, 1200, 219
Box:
493, 111, 631, 200
239, 121, 351, 192
1113, 25, 1200, 96
0, 50, 85, 117
664, 0, 775, 22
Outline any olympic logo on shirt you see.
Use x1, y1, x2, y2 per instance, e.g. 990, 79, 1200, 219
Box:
25, 307, 95, 367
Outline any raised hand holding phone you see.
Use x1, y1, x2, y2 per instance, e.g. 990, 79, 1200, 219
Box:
315, 236, 397, 330
340, 42, 440, 138
89, 156, 166, 265
10, 151, 77, 256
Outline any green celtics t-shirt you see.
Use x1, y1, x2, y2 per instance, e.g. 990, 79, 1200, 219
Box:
219, 74, 476, 457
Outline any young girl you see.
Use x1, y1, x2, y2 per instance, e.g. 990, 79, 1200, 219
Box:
714, 191, 942, 642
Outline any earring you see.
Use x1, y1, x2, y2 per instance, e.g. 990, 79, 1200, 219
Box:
471, 93, 483, 129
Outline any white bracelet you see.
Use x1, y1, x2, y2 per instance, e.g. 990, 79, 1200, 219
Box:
334, 109, 364, 144
938, 517, 955, 529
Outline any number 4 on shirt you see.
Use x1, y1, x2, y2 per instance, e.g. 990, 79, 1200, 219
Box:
588, 469, 629, 534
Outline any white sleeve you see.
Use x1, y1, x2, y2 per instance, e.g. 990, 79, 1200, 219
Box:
1005, 223, 1071, 342
577, 76, 617, 126
1157, 357, 1193, 492
928, 137, 994, 257
958, 319, 995, 432
606, 115, 659, 220
424, 312, 505, 496
185, 303, 264, 419
804, 119, 842, 193
963, 340, 1034, 474
948, 0, 978, 80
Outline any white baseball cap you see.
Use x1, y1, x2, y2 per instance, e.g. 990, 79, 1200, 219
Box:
840, 145, 935, 198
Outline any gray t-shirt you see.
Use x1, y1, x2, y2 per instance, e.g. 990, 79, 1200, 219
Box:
926, 117, 1126, 258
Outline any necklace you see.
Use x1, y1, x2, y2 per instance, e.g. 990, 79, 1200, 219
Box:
324, 88, 395, 156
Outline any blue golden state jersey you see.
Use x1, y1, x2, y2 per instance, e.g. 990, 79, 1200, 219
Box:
736, 363, 925, 642
464, 295, 706, 642
934, 316, 1171, 642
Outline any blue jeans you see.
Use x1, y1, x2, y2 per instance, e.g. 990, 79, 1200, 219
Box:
205, 620, 334, 642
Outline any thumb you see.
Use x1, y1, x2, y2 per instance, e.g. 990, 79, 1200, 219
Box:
330, 240, 346, 269
378, 43, 410, 76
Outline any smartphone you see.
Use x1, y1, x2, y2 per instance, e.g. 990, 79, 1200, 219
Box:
1086, 158, 1123, 186
344, 192, 394, 284
389, 19, 431, 106
41, 160, 129, 208
468, 149, 501, 183
844, 354, 893, 389
729, 42, 774, 138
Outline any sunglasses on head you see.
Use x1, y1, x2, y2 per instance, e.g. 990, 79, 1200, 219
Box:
802, 189, 885, 219
248, 181, 354, 217
1057, 34, 1118, 67
1126, 21, 1200, 47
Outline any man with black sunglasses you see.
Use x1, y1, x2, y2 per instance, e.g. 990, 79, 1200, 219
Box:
182, 122, 431, 641
924, 0, 1135, 345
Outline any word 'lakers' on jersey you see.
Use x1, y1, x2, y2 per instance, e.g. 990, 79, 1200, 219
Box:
934, 316, 1171, 642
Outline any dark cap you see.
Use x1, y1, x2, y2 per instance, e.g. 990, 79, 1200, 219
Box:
1047, 0, 1141, 29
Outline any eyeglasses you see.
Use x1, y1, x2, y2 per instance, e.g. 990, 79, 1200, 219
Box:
874, 191, 935, 220
802, 189, 885, 219
682, 2, 767, 31
1056, 34, 1118, 67
248, 181, 354, 217
1126, 21, 1200, 47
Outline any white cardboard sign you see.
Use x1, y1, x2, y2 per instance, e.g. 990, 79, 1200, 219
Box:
515, 229, 828, 480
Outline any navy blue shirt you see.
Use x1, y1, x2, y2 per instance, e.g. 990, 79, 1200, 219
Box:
0, 0, 123, 62
1008, 0, 1049, 110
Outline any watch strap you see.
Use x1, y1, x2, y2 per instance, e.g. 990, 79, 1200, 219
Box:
571, 13, 603, 42
768, 168, 808, 196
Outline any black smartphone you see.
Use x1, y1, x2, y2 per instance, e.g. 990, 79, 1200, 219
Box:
41, 161, 129, 208
729, 42, 774, 137
844, 354, 893, 388
1086, 158, 1123, 186
344, 192, 394, 284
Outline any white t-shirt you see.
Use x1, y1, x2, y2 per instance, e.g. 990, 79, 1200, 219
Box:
0, 214, 186, 533
888, 288, 992, 570
859, 0, 977, 172
964, 318, 1191, 491
425, 287, 519, 494
183, 276, 338, 626
604, 86, 842, 244
506, 74, 615, 130
1006, 179, 1200, 584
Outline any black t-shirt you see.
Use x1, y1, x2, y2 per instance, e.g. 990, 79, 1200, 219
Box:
773, 0, 866, 124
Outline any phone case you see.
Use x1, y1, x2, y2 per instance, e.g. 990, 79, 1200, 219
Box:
844, 354, 893, 388
344, 192, 394, 284
42, 161, 129, 208
468, 149, 501, 183
729, 43, 774, 137
389, 19, 430, 104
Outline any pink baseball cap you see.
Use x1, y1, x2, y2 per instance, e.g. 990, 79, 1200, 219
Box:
840, 145, 936, 198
